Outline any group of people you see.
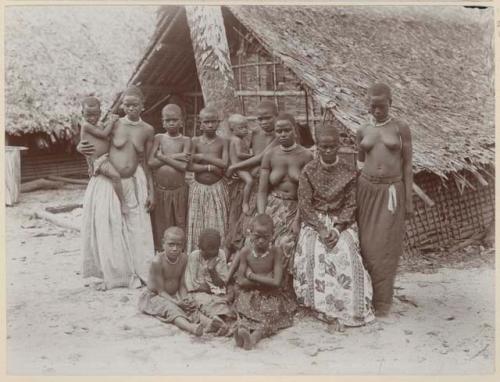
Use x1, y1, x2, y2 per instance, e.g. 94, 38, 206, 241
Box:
77, 82, 413, 349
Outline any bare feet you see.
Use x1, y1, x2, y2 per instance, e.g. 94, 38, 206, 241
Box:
234, 328, 244, 348
193, 323, 203, 337
239, 327, 253, 350
91, 281, 107, 291
208, 316, 225, 333
242, 203, 250, 215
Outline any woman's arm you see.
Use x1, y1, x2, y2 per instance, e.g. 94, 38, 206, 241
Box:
229, 137, 279, 171
399, 122, 414, 217
256, 151, 272, 214
144, 128, 156, 211
356, 127, 365, 171
297, 167, 328, 234
246, 247, 283, 288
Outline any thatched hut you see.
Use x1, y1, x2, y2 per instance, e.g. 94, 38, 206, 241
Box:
5, 6, 156, 180
113, 5, 495, 255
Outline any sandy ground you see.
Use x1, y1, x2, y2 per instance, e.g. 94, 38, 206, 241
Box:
6, 186, 496, 375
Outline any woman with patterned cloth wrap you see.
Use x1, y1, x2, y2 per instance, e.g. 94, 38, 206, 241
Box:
294, 121, 375, 328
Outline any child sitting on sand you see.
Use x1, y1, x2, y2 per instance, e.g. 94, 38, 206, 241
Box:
183, 228, 236, 336
228, 114, 254, 215
138, 227, 204, 336
233, 214, 296, 350
79, 95, 128, 214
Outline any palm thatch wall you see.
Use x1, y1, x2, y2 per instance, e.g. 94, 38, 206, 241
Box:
5, 6, 157, 153
115, 5, 494, 255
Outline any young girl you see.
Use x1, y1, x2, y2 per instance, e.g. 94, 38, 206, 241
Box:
233, 214, 296, 350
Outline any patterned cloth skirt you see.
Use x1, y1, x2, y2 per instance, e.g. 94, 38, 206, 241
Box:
265, 191, 299, 275
234, 286, 296, 337
186, 179, 229, 256
293, 214, 375, 327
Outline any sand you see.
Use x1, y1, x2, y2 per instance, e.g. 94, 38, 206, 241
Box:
6, 186, 495, 375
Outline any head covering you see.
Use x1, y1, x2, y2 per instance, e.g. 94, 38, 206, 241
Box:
198, 228, 221, 250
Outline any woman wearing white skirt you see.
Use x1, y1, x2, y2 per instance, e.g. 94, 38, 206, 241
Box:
294, 122, 374, 327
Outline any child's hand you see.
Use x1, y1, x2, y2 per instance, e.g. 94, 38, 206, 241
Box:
226, 166, 235, 178
109, 114, 120, 123
180, 298, 197, 313
175, 153, 191, 163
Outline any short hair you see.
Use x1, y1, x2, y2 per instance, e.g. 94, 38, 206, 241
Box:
251, 213, 274, 232
198, 228, 221, 250
163, 226, 185, 240
315, 120, 341, 143
228, 114, 246, 128
275, 112, 297, 127
81, 95, 100, 109
162, 103, 183, 117
199, 106, 218, 118
257, 100, 278, 116
368, 83, 392, 102
122, 85, 144, 102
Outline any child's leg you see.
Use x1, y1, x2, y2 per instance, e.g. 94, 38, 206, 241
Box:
227, 250, 241, 284
173, 316, 203, 336
237, 171, 253, 215
99, 160, 129, 214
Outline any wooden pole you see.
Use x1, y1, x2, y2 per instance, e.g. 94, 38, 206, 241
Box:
185, 5, 239, 138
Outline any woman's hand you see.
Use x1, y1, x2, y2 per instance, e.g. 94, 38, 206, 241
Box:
77, 140, 95, 156
319, 229, 338, 250
145, 193, 155, 212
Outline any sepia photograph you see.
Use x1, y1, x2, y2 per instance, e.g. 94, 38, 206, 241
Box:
3, 1, 496, 376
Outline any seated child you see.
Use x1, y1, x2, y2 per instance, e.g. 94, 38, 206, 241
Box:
138, 227, 204, 336
228, 114, 254, 215
183, 228, 236, 336
79, 95, 128, 214
234, 214, 297, 350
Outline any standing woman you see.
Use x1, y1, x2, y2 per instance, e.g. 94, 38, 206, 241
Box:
79, 86, 156, 290
294, 122, 375, 328
356, 83, 413, 317
257, 112, 313, 278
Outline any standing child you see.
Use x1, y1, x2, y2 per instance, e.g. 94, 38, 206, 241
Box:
228, 114, 254, 215
79, 96, 128, 214
138, 227, 203, 336
234, 214, 296, 350
148, 104, 191, 251
186, 106, 229, 255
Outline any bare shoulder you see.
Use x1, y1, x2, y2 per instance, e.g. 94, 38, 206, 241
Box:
395, 119, 411, 134
270, 245, 283, 260
151, 254, 163, 267
142, 121, 155, 136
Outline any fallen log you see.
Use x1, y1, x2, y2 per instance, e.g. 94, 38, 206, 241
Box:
21, 178, 65, 193
47, 175, 89, 185
448, 231, 485, 254
32, 209, 80, 232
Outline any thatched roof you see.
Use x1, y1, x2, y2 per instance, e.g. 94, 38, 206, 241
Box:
227, 5, 495, 178
5, 6, 157, 147
123, 5, 494, 177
